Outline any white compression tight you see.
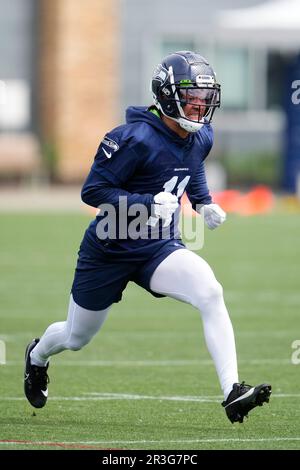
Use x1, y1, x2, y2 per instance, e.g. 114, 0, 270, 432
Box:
30, 249, 238, 399
30, 295, 110, 367
150, 249, 238, 399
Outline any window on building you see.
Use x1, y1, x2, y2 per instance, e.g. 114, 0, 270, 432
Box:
0, 0, 36, 131
215, 47, 249, 110
0, 80, 30, 129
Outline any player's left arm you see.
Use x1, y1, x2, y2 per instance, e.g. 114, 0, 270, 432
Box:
187, 162, 226, 230
187, 126, 226, 230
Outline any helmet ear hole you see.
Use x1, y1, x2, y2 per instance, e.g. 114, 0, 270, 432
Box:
166, 102, 177, 115
159, 92, 177, 116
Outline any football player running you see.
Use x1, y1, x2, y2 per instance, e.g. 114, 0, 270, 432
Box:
24, 51, 271, 423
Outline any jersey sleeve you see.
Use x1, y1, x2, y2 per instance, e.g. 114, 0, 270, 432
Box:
91, 132, 139, 185
81, 132, 154, 210
201, 123, 214, 161
186, 161, 212, 209
186, 124, 214, 208
81, 169, 154, 211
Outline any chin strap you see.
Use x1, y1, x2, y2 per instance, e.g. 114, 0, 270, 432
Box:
178, 118, 204, 132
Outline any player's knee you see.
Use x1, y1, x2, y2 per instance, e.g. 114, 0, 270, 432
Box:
204, 280, 223, 303
193, 280, 224, 309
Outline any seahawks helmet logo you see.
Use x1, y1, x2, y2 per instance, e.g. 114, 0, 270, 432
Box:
102, 136, 119, 152
152, 64, 168, 85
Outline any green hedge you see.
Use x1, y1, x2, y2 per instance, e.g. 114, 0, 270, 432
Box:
222, 152, 281, 187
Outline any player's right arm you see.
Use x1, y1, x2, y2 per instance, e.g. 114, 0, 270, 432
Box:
81, 169, 154, 211
81, 133, 177, 222
81, 133, 154, 211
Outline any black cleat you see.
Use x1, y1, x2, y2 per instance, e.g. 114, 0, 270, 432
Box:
222, 381, 272, 423
24, 338, 49, 409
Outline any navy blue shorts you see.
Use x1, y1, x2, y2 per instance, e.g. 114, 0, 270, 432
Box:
71, 239, 186, 311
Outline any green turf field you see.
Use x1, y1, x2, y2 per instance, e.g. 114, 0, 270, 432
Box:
0, 212, 299, 450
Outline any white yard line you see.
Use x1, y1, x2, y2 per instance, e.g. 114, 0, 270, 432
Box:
0, 392, 299, 402
1, 437, 300, 446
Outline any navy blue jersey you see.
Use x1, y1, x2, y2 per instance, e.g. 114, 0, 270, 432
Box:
81, 106, 213, 261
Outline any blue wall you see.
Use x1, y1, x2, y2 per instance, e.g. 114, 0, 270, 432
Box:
283, 54, 300, 192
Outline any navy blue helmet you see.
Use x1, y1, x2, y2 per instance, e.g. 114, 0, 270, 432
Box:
151, 51, 221, 132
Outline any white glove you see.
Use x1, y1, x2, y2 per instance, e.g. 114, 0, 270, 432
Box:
202, 203, 226, 230
153, 192, 178, 221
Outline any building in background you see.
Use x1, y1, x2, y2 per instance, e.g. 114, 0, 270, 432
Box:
0, 0, 41, 182
0, 0, 119, 183
0, 0, 299, 191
